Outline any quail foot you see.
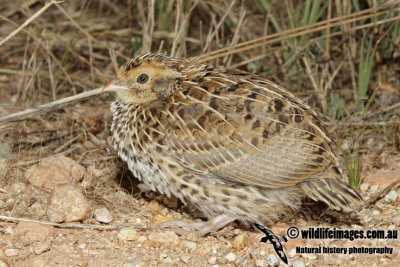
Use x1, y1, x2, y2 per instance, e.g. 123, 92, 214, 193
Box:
104, 54, 362, 236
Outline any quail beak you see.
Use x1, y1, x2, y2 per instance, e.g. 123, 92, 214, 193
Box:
103, 78, 130, 93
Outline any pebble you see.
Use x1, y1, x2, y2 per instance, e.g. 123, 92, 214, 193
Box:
371, 210, 380, 216
182, 240, 197, 250
287, 248, 297, 258
225, 252, 236, 262
46, 184, 91, 223
304, 253, 317, 260
180, 255, 190, 263
370, 184, 379, 193
4, 226, 13, 235
15, 221, 55, 241
118, 228, 139, 241
137, 236, 147, 243
94, 207, 113, 223
164, 257, 173, 263
232, 233, 248, 250
0, 259, 7, 267
148, 231, 179, 244
32, 242, 50, 255
384, 190, 398, 203
208, 256, 217, 264
375, 201, 384, 209
25, 155, 85, 191
4, 249, 19, 257
266, 254, 279, 266
359, 183, 370, 192
26, 202, 45, 217
256, 259, 268, 267
392, 216, 400, 227
123, 261, 147, 267
185, 232, 198, 242
292, 259, 306, 267
189, 256, 207, 265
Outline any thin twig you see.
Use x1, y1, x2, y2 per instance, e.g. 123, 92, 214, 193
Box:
0, 1, 62, 47
0, 215, 147, 231
356, 178, 400, 212
0, 88, 103, 124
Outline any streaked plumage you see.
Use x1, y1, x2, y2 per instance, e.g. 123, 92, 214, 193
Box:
105, 54, 362, 231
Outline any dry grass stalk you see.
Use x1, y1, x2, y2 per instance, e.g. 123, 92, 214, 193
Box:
0, 88, 103, 124
0, 215, 146, 230
0, 1, 61, 47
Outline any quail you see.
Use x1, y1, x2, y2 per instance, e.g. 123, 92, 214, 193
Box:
104, 53, 362, 236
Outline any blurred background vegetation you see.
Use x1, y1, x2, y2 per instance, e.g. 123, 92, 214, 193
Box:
0, 0, 399, 188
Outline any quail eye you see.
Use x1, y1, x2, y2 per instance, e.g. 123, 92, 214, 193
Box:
137, 73, 149, 84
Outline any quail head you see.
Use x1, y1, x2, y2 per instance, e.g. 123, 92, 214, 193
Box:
104, 54, 362, 235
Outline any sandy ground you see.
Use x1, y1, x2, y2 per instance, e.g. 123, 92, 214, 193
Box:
0, 134, 399, 266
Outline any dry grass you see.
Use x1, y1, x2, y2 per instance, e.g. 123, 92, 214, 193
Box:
0, 0, 399, 194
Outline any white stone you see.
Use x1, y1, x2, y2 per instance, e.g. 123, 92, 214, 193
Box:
94, 207, 113, 223
288, 248, 297, 258
372, 210, 380, 216
32, 242, 50, 255
256, 259, 268, 267
208, 257, 217, 264
118, 228, 139, 241
182, 240, 197, 250
359, 183, 370, 192
384, 190, 398, 203
137, 236, 147, 243
0, 259, 8, 267
292, 259, 306, 267
46, 185, 90, 223
370, 184, 379, 193
305, 253, 317, 260
180, 255, 190, 263
164, 258, 173, 263
393, 216, 400, 227
266, 254, 279, 266
225, 252, 236, 262
4, 249, 19, 257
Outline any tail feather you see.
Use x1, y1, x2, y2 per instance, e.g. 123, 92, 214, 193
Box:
300, 178, 362, 212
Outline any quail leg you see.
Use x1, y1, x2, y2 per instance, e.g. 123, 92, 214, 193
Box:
157, 214, 236, 236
